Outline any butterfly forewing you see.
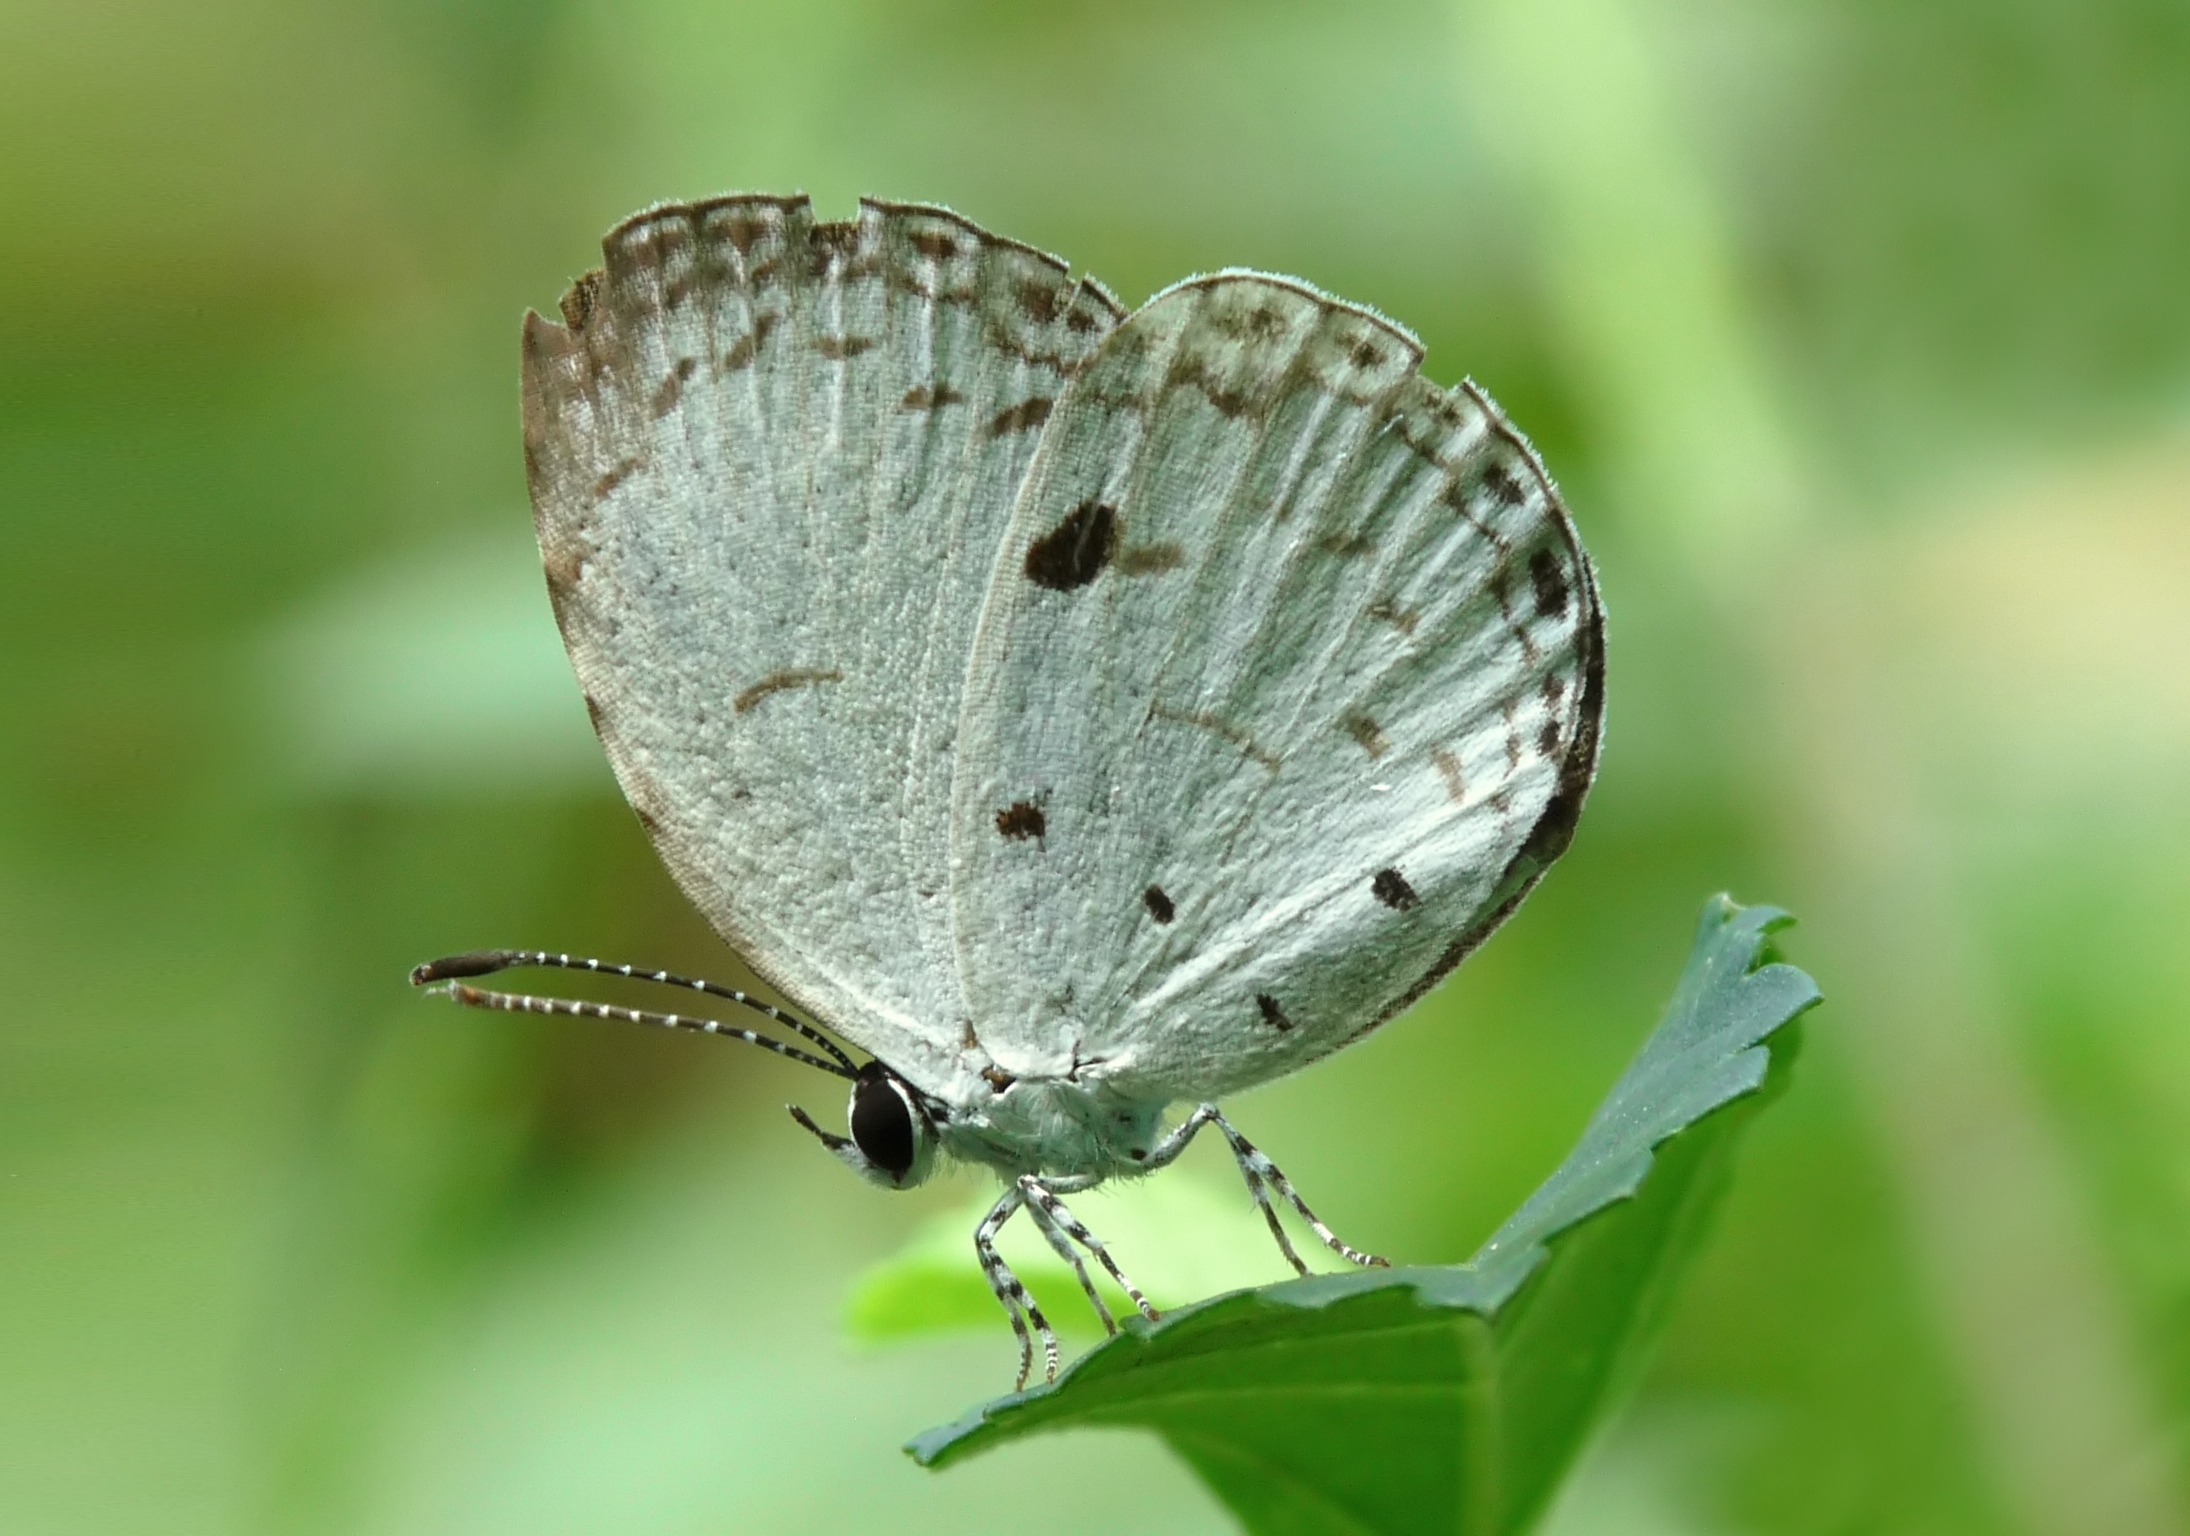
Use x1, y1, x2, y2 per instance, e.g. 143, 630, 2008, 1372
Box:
951, 273, 1603, 1101
522, 195, 1121, 1094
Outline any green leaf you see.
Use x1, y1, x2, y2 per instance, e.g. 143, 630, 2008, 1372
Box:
906, 895, 1820, 1536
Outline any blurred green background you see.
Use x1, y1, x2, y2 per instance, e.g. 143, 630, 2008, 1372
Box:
6, 0, 2188, 1532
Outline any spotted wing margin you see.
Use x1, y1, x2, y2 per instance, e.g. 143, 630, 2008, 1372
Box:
951, 272, 1603, 1101
522, 194, 1122, 1096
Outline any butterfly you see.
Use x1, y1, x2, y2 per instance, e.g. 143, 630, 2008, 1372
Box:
414, 195, 1604, 1389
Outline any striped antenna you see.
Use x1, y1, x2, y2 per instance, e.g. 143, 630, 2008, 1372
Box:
411, 949, 857, 1072
428, 981, 859, 1080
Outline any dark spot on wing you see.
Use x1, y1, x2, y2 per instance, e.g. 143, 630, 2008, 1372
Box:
995, 800, 1047, 840
1317, 530, 1376, 557
1117, 542, 1185, 575
732, 668, 844, 714
721, 313, 777, 371
907, 228, 961, 261
1025, 500, 1117, 590
814, 335, 875, 360
1350, 340, 1385, 369
902, 383, 966, 410
1372, 868, 1420, 910
633, 805, 663, 836
583, 692, 607, 734
1483, 462, 1528, 508
1255, 993, 1294, 1032
984, 397, 1053, 438
1542, 673, 1566, 710
1343, 711, 1388, 758
1538, 719, 1561, 758
1143, 885, 1175, 924
592, 456, 646, 501
1529, 547, 1570, 617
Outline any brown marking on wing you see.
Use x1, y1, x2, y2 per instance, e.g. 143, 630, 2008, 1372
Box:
1255, 993, 1294, 1031
808, 220, 861, 270
907, 228, 961, 261
1017, 278, 1065, 324
1213, 303, 1290, 342
721, 314, 777, 372
1149, 702, 1280, 770
1443, 481, 1511, 552
541, 543, 583, 591
1170, 353, 1257, 419
593, 456, 646, 502
1117, 542, 1185, 576
1142, 885, 1175, 924
984, 397, 1053, 438
559, 270, 605, 330
1529, 546, 1570, 618
1482, 461, 1529, 508
814, 335, 875, 361
1317, 530, 1376, 557
649, 356, 697, 418
732, 668, 844, 714
902, 383, 967, 410
1342, 711, 1388, 758
1433, 746, 1467, 803
1492, 565, 1540, 664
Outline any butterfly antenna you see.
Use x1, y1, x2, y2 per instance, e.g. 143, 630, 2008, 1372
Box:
411, 950, 857, 1072
425, 981, 859, 1080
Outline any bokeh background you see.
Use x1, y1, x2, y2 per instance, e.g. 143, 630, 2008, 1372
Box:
8, 0, 2189, 1531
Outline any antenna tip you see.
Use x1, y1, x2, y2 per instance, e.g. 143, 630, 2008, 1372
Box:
411, 950, 520, 985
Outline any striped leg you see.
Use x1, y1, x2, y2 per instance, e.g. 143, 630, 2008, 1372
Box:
1142, 1105, 1388, 1273
973, 1187, 1059, 1389
1022, 1189, 1117, 1336
1020, 1176, 1162, 1326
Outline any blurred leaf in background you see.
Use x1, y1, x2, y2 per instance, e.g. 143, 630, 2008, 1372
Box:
4, 0, 2187, 1533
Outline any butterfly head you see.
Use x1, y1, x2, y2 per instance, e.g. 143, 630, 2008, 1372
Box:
790, 1060, 939, 1190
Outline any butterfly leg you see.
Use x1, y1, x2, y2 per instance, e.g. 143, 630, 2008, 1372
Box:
974, 1186, 1059, 1389
1020, 1176, 1162, 1327
1021, 1184, 1118, 1336
1142, 1105, 1389, 1273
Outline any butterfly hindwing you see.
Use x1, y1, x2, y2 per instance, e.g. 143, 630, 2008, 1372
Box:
951, 273, 1603, 1100
522, 195, 1121, 1092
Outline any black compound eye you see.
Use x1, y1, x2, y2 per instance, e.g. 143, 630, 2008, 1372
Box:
849, 1068, 916, 1179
